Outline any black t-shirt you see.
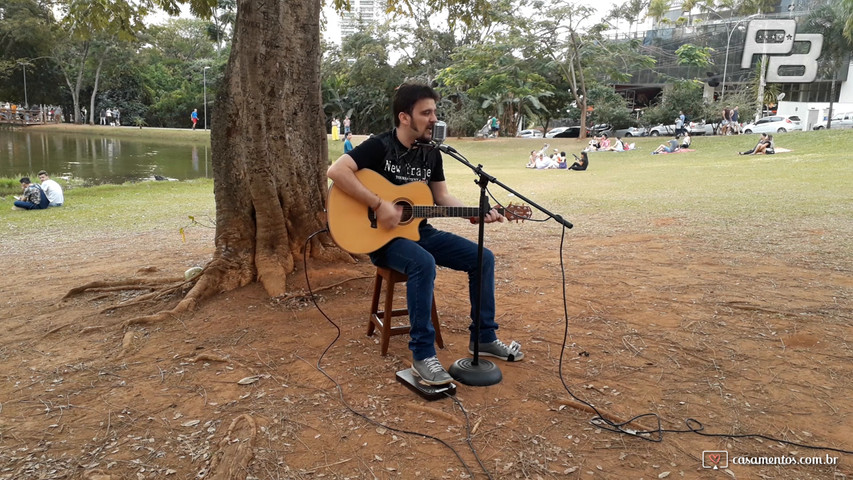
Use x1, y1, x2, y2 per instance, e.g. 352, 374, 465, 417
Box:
348, 129, 445, 186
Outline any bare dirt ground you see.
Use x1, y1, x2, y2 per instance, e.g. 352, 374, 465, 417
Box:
1, 215, 851, 480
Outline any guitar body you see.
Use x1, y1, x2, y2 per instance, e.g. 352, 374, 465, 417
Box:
327, 169, 433, 254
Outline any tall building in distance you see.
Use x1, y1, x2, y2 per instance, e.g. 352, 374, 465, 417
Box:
339, 0, 382, 39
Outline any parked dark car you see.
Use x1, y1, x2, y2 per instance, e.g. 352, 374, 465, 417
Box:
587, 123, 613, 136
547, 126, 582, 138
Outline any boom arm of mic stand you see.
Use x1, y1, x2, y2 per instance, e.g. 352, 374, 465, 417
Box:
439, 145, 573, 229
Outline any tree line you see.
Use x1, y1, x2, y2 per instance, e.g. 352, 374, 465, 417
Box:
2, 0, 851, 136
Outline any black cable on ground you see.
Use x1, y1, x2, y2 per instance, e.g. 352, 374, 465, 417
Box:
300, 228, 493, 478
550, 224, 852, 455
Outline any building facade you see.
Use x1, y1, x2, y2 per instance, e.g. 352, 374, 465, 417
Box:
610, 0, 852, 125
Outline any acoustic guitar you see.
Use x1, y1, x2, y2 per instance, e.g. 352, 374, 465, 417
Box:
327, 169, 531, 254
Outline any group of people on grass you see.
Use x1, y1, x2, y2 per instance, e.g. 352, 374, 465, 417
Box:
12, 171, 64, 210
583, 133, 633, 152
525, 144, 588, 170
523, 130, 773, 163
720, 106, 741, 135
652, 133, 692, 154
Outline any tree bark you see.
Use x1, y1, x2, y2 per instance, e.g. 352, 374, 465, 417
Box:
181, 0, 348, 305
90, 55, 104, 125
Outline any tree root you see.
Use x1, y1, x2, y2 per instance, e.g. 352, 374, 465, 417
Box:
62, 277, 183, 300
122, 262, 232, 328
99, 282, 190, 314
206, 414, 258, 480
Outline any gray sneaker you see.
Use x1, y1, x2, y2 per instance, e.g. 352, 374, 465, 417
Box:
412, 356, 453, 385
470, 340, 524, 362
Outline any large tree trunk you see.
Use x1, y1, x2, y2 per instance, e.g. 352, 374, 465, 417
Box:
153, 0, 347, 318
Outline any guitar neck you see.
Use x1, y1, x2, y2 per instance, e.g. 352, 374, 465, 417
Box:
411, 206, 503, 219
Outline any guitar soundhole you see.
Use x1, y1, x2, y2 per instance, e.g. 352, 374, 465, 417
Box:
398, 201, 414, 225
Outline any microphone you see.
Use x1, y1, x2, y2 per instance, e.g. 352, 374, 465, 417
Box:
432, 121, 447, 144
414, 121, 455, 153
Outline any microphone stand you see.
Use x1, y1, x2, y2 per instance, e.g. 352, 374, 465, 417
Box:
437, 143, 573, 386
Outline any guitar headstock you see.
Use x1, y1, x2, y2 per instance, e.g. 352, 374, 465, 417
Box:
502, 203, 532, 222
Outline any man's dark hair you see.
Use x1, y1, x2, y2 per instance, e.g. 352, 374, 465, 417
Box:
393, 82, 440, 127
38, 170, 48, 176
20, 177, 31, 184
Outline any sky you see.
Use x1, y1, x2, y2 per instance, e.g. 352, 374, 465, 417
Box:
146, 0, 642, 47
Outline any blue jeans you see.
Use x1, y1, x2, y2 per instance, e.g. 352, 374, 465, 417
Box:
370, 223, 499, 361
13, 200, 46, 210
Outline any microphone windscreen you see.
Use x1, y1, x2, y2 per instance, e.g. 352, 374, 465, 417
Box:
432, 121, 447, 144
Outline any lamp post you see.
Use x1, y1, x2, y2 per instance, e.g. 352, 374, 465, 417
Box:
721, 13, 761, 101
203, 66, 211, 130
17, 61, 28, 108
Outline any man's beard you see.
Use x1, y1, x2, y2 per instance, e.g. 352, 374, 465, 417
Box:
414, 124, 433, 143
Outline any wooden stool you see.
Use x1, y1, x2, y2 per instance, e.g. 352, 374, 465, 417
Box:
367, 266, 444, 356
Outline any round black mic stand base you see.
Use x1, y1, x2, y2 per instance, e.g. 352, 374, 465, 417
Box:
448, 358, 502, 386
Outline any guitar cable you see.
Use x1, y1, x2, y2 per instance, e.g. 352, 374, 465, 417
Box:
299, 227, 494, 479
302, 192, 850, 476
544, 216, 853, 456
484, 187, 853, 457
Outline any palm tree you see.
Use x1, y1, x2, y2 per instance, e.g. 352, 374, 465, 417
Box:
647, 0, 672, 26
806, 3, 853, 128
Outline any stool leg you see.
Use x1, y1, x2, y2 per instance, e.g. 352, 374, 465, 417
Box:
431, 298, 444, 349
380, 278, 396, 356
367, 274, 382, 337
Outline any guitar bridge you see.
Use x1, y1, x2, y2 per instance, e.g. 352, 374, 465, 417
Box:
367, 205, 378, 229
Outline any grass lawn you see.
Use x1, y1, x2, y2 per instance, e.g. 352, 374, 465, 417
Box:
2, 128, 851, 251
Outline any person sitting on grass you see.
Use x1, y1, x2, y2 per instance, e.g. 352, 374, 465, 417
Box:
12, 177, 49, 210
679, 133, 692, 150
556, 151, 568, 169
739, 134, 769, 155
38, 170, 64, 207
652, 137, 680, 154
752, 134, 775, 155
535, 152, 560, 169
606, 136, 624, 151
526, 150, 537, 168
568, 152, 589, 171
584, 136, 601, 152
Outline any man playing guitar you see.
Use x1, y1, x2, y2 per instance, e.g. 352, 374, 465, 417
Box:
327, 82, 524, 385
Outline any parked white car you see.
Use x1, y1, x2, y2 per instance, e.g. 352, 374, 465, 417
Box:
688, 121, 715, 135
812, 112, 853, 130
741, 115, 801, 134
648, 124, 676, 136
614, 126, 648, 137
516, 128, 544, 138
649, 121, 711, 136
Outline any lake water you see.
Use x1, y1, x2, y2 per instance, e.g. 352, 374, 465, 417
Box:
0, 128, 212, 184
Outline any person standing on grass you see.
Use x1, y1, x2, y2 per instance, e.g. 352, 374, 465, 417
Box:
331, 117, 340, 141
191, 109, 199, 130
343, 132, 354, 154
731, 106, 740, 135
